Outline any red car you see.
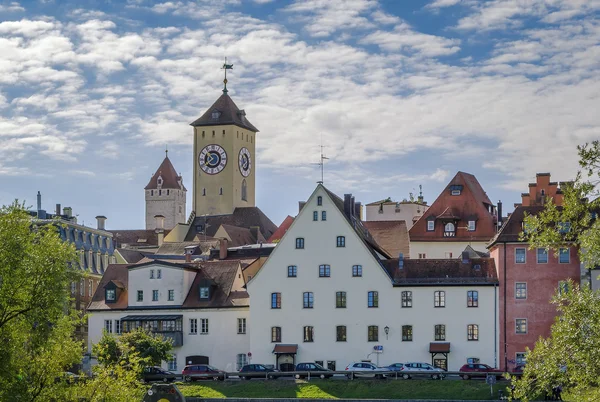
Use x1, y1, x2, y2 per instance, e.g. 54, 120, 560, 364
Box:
459, 363, 503, 380
182, 364, 226, 382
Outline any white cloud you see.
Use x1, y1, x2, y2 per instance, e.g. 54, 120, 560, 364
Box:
0, 2, 25, 13
426, 0, 462, 9
361, 23, 461, 56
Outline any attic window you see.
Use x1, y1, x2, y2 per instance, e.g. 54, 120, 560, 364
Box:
473, 264, 481, 271
200, 286, 210, 299
211, 111, 221, 119
106, 289, 116, 302
450, 185, 463, 195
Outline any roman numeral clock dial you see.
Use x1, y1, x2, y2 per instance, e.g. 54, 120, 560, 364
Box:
199, 144, 227, 175
238, 147, 252, 177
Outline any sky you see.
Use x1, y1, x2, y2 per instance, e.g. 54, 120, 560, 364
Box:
0, 0, 598, 229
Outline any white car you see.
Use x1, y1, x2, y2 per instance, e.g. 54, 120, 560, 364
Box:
344, 362, 387, 379
400, 362, 445, 380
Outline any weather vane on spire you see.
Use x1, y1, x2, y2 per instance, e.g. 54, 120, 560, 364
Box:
222, 57, 233, 94
165, 145, 168, 158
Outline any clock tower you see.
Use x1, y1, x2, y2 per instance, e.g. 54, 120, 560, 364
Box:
190, 84, 258, 217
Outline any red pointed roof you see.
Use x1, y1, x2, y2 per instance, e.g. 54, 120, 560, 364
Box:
144, 156, 186, 191
190, 93, 258, 132
268, 215, 294, 243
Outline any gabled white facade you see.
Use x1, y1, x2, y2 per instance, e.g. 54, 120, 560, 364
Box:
248, 185, 499, 371
88, 261, 250, 372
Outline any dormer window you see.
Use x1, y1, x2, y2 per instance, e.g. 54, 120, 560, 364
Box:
211, 110, 221, 119
157, 176, 163, 189
468, 220, 476, 231
444, 222, 456, 237
450, 185, 463, 196
106, 289, 116, 302
427, 220, 435, 231
200, 287, 210, 299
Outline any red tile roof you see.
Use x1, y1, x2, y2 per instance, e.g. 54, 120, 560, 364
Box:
362, 220, 410, 258
267, 215, 294, 243
144, 156, 186, 191
110, 229, 172, 248
488, 205, 546, 247
429, 342, 451, 353
381, 258, 499, 285
409, 171, 496, 242
272, 344, 298, 354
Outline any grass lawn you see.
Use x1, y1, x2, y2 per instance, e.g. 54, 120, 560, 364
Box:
177, 379, 510, 400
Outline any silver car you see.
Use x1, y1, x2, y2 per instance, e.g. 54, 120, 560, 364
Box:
344, 362, 387, 379
401, 362, 445, 380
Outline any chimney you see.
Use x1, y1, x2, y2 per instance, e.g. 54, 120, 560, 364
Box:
36, 191, 42, 211
185, 250, 192, 263
298, 201, 306, 213
354, 202, 362, 220
344, 194, 352, 218
350, 196, 355, 218
95, 216, 107, 230
154, 214, 165, 230
56, 203, 61, 216
398, 253, 404, 270
461, 251, 470, 264
497, 200, 503, 228
249, 226, 260, 243
219, 238, 228, 260
63, 207, 73, 218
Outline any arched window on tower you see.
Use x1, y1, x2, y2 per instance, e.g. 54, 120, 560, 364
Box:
241, 179, 247, 201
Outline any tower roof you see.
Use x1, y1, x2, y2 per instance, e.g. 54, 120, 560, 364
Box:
190, 93, 259, 133
144, 156, 186, 191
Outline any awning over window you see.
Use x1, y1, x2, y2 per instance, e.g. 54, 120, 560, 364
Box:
272, 344, 298, 354
120, 315, 183, 321
429, 342, 451, 353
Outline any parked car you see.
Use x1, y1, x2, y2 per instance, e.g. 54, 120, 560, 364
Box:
344, 362, 387, 379
294, 362, 334, 379
182, 364, 225, 382
459, 363, 503, 380
400, 362, 445, 380
239, 364, 278, 380
386, 363, 405, 372
143, 366, 178, 383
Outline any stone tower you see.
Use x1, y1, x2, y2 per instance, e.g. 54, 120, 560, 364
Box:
145, 153, 187, 230
190, 88, 258, 217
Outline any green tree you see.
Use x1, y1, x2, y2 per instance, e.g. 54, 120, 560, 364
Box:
0, 203, 83, 401
522, 141, 600, 269
512, 280, 600, 401
93, 328, 173, 373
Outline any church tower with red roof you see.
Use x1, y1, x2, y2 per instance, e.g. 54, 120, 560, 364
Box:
144, 151, 187, 230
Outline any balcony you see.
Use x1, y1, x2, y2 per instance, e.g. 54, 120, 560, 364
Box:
155, 331, 183, 347
120, 314, 184, 347
444, 231, 456, 237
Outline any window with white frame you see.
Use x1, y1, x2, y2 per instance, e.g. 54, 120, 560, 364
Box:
516, 352, 527, 365
516, 318, 527, 334
236, 354, 248, 370
238, 318, 246, 334
200, 318, 209, 334
157, 269, 162, 279
152, 290, 159, 301
537, 248, 548, 263
559, 248, 570, 263
115, 320, 122, 334
352, 265, 362, 277
303, 292, 314, 308
467, 290, 478, 307
427, 220, 434, 231
296, 238, 304, 249
515, 248, 526, 264
104, 320, 113, 333
402, 291, 412, 308
150, 269, 155, 279
168, 355, 177, 371
468, 220, 476, 231
515, 283, 527, 299
168, 290, 174, 301
287, 265, 297, 277
137, 290, 143, 302
190, 318, 198, 335
434, 291, 445, 307
368, 291, 378, 308
319, 264, 331, 277
435, 324, 445, 341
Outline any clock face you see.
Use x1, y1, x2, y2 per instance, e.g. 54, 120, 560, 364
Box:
238, 147, 252, 177
199, 144, 227, 175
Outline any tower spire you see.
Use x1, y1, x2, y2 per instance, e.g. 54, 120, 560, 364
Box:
165, 145, 168, 158
222, 57, 233, 94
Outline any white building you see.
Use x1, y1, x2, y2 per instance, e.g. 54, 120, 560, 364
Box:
88, 260, 250, 372
364, 199, 428, 230
248, 184, 499, 371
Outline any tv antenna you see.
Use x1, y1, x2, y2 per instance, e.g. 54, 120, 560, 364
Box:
311, 136, 329, 184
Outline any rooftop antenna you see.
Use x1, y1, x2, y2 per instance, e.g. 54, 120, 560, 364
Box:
311, 135, 329, 184
221, 57, 233, 94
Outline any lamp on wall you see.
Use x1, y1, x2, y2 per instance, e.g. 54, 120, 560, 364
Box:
384, 326, 390, 340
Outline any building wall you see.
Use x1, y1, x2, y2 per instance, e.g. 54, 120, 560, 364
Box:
248, 186, 498, 371
72, 274, 101, 345
128, 264, 196, 307
491, 243, 581, 371
88, 308, 250, 372
145, 188, 187, 230
364, 203, 428, 229
192, 125, 256, 216
410, 241, 489, 259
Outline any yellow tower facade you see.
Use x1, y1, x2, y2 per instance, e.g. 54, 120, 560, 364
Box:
191, 92, 258, 217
